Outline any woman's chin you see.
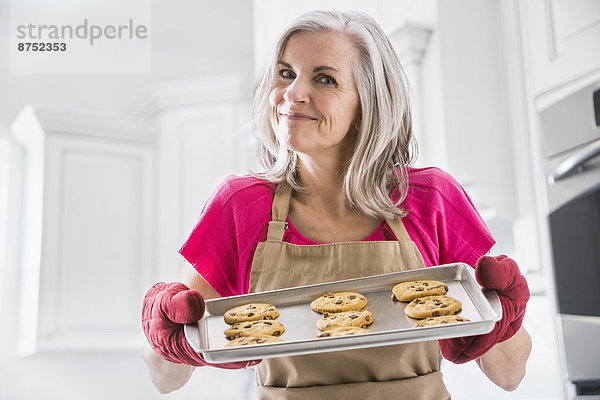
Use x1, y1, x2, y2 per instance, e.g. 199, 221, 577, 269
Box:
277, 133, 305, 152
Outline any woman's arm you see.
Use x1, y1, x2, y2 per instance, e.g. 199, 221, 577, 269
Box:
143, 342, 195, 394
143, 267, 222, 394
475, 325, 532, 391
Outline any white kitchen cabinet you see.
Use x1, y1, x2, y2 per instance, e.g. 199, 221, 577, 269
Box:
10, 107, 156, 353
522, 0, 600, 100
131, 74, 254, 280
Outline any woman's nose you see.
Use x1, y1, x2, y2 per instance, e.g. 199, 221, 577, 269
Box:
283, 78, 309, 104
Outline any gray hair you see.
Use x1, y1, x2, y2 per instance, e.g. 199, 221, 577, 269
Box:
249, 10, 417, 219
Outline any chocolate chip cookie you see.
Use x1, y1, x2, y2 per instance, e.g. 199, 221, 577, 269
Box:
224, 320, 285, 339
316, 326, 371, 338
310, 292, 368, 314
316, 310, 374, 331
223, 303, 279, 325
392, 280, 449, 302
404, 295, 462, 319
413, 315, 471, 327
224, 334, 283, 348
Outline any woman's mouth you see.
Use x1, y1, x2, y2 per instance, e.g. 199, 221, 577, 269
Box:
279, 112, 317, 121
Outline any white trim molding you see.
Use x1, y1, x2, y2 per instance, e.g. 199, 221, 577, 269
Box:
389, 22, 433, 68
128, 73, 253, 118
30, 107, 156, 144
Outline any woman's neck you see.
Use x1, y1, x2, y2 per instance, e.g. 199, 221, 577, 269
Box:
294, 153, 353, 219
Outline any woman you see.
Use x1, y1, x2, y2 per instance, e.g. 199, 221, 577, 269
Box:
142, 10, 532, 399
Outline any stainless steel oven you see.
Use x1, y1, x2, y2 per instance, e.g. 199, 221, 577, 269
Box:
540, 81, 600, 397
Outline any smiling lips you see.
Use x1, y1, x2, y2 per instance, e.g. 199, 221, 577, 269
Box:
279, 111, 317, 121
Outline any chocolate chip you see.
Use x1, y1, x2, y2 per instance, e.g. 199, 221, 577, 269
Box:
440, 304, 448, 308
264, 321, 272, 325
423, 282, 429, 286
365, 316, 370, 322
247, 305, 256, 309
323, 313, 330, 318
320, 332, 330, 337
230, 312, 236, 316
349, 314, 358, 319
348, 295, 356, 299
432, 311, 441, 316
327, 293, 335, 298
391, 294, 398, 301
273, 331, 281, 336
244, 324, 251, 328
248, 312, 254, 317
361, 325, 368, 328
416, 287, 424, 291
264, 316, 273, 320
444, 284, 449, 291
335, 300, 343, 304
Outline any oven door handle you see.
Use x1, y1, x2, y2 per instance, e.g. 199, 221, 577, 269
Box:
551, 139, 600, 183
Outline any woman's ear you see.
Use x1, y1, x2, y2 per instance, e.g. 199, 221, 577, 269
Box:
352, 117, 361, 131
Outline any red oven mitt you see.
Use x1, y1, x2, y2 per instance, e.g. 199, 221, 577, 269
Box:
142, 282, 260, 369
439, 255, 530, 364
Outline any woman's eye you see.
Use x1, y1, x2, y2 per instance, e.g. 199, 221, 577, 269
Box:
317, 75, 336, 85
279, 69, 295, 79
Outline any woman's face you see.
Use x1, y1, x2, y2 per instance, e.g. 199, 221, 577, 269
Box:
269, 31, 361, 160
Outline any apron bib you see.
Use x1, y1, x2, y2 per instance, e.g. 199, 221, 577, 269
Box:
249, 182, 450, 400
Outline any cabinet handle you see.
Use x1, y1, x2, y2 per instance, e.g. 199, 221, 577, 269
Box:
550, 139, 600, 183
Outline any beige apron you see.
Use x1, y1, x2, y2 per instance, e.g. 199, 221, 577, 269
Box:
249, 182, 450, 400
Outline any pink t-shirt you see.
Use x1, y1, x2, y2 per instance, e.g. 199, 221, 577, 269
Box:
179, 167, 495, 297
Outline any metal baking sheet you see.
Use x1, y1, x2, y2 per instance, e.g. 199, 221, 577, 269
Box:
185, 263, 501, 363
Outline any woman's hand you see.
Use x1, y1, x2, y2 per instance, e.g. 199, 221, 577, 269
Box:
142, 281, 259, 369
439, 255, 530, 364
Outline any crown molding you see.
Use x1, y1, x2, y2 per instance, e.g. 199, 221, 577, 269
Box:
127, 73, 253, 118
10, 106, 157, 146
389, 22, 433, 67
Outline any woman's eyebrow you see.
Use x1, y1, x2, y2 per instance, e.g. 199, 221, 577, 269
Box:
278, 60, 339, 73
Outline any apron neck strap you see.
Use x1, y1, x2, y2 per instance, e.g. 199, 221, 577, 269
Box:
266, 181, 412, 243
384, 216, 411, 241
266, 181, 292, 241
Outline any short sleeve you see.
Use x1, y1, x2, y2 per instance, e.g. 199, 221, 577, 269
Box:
178, 175, 274, 297
403, 167, 496, 267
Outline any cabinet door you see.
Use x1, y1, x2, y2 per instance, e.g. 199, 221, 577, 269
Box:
36, 133, 154, 351
155, 102, 252, 278
523, 0, 600, 95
